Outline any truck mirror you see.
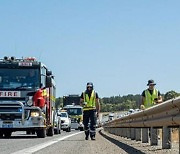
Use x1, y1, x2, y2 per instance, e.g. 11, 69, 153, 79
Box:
46, 76, 52, 87
47, 70, 52, 76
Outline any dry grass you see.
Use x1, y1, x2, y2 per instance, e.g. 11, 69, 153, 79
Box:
159, 128, 179, 142
172, 128, 179, 142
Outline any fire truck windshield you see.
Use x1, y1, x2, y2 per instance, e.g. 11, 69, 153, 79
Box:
0, 69, 40, 89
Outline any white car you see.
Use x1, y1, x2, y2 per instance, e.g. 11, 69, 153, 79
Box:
60, 112, 71, 132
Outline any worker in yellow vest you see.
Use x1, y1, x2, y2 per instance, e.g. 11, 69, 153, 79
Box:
80, 82, 100, 140
141, 79, 162, 109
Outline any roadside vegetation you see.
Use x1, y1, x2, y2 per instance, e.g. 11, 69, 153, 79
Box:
55, 90, 180, 112
100, 90, 180, 112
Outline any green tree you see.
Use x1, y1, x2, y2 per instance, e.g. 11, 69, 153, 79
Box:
55, 97, 63, 109
164, 90, 180, 101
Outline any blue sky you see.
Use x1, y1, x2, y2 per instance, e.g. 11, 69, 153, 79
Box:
0, 0, 180, 97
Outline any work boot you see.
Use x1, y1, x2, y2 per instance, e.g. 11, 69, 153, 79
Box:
91, 135, 95, 140
85, 135, 89, 140
85, 130, 89, 140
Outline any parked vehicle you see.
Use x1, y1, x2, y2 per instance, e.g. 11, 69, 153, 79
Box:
60, 111, 71, 132
108, 113, 115, 121
63, 105, 84, 131
63, 95, 80, 106
63, 95, 84, 131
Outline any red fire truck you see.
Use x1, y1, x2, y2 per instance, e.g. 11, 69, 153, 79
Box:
0, 56, 60, 138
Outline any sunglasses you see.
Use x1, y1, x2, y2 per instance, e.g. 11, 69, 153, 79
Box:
87, 86, 93, 88
149, 84, 155, 86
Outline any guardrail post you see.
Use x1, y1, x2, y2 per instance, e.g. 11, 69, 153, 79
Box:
131, 128, 135, 140
124, 128, 127, 138
115, 128, 118, 135
116, 128, 119, 135
111, 128, 113, 134
142, 128, 149, 143
113, 128, 115, 135
121, 128, 124, 137
114, 128, 116, 135
135, 128, 141, 141
162, 126, 171, 149
109, 128, 112, 134
150, 127, 158, 146
121, 128, 123, 137
113, 128, 116, 135
119, 128, 121, 136
123, 128, 126, 138
120, 128, 123, 137
127, 128, 131, 139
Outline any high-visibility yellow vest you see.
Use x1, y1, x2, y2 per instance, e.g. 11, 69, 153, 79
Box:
83, 90, 96, 111
144, 89, 158, 108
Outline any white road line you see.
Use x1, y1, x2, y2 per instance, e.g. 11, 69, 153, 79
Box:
12, 131, 83, 154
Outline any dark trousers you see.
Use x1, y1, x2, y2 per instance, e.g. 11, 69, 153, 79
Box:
83, 110, 96, 137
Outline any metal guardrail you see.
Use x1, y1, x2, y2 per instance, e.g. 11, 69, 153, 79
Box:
104, 96, 180, 128
103, 96, 180, 151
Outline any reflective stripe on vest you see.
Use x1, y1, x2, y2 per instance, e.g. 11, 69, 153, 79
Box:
144, 89, 158, 108
83, 90, 96, 110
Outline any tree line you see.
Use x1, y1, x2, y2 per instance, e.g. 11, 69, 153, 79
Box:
55, 90, 180, 112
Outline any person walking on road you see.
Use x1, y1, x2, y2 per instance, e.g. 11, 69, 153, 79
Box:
141, 79, 162, 109
80, 82, 100, 140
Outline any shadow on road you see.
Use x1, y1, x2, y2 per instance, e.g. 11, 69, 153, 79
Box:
99, 130, 145, 154
62, 139, 85, 142
0, 135, 37, 139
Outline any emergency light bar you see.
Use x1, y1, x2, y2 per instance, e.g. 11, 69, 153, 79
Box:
24, 57, 36, 61
1, 56, 37, 62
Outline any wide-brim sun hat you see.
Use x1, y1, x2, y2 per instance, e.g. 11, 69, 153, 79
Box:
147, 79, 156, 86
87, 82, 93, 87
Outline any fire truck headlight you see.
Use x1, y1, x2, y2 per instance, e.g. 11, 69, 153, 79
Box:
31, 111, 40, 117
27, 96, 33, 106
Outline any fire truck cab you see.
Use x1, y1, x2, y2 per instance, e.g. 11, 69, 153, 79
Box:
0, 56, 60, 138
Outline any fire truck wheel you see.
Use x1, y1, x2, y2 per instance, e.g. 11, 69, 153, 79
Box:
36, 129, 46, 138
47, 127, 54, 136
80, 127, 84, 131
0, 132, 3, 137
4, 131, 12, 138
54, 129, 58, 134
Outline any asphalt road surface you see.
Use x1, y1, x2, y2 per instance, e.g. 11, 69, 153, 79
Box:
0, 128, 179, 154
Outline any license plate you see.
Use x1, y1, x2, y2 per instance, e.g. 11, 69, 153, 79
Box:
71, 119, 77, 123
2, 124, 13, 128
